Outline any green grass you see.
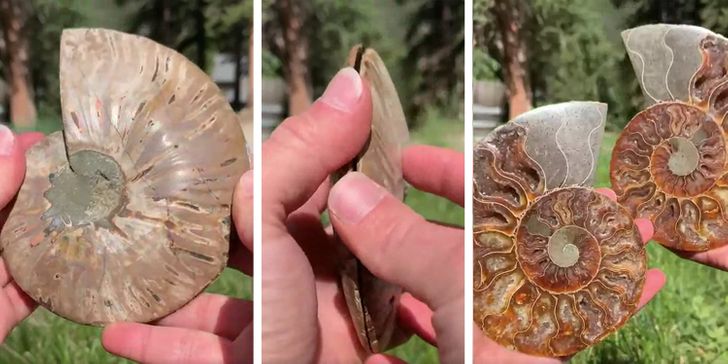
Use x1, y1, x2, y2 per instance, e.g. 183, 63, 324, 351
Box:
570, 133, 728, 364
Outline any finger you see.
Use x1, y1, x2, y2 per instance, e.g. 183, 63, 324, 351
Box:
634, 218, 654, 243
0, 281, 37, 342
260, 69, 372, 363
0, 260, 9, 287
398, 293, 436, 346
678, 244, 728, 271
292, 178, 331, 218
17, 131, 44, 151
262, 67, 371, 219
154, 294, 252, 341
637, 268, 666, 309
365, 354, 408, 364
403, 145, 464, 206
227, 239, 252, 275
232, 170, 254, 253
0, 126, 27, 209
102, 323, 236, 364
594, 187, 617, 201
328, 172, 463, 309
233, 322, 253, 364
3, 281, 36, 319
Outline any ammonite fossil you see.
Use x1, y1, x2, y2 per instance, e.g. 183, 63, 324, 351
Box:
612, 24, 728, 251
474, 102, 646, 357
334, 46, 409, 353
0, 29, 249, 325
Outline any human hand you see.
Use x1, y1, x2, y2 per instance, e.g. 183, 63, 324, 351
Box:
669, 242, 728, 272
0, 128, 45, 343
328, 145, 464, 364
472, 188, 666, 363
101, 170, 254, 364
261, 67, 463, 363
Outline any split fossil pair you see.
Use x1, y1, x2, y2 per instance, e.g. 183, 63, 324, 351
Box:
475, 23, 728, 358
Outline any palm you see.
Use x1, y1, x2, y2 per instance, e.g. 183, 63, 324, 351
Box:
676, 244, 728, 271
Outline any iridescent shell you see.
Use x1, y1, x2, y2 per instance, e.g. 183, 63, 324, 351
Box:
612, 24, 728, 251
335, 46, 409, 353
0, 28, 249, 325
474, 102, 646, 357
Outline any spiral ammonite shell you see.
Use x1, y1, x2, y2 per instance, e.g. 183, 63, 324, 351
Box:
0, 29, 249, 325
613, 24, 728, 251
474, 102, 646, 357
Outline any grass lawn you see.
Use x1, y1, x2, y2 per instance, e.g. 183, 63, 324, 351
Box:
569, 133, 728, 364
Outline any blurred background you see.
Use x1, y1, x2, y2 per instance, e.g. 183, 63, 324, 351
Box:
475, 1, 728, 363
0, 0, 251, 363
263, 0, 463, 362
0, 0, 252, 132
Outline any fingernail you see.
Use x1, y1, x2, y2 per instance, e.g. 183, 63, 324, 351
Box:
329, 172, 386, 224
320, 67, 363, 112
239, 170, 253, 198
0, 125, 15, 156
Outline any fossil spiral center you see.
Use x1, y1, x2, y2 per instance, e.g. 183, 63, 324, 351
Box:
638, 103, 726, 198
43, 150, 125, 231
515, 189, 603, 293
547, 225, 585, 268
667, 137, 700, 176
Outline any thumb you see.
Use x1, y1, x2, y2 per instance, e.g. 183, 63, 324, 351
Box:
328, 172, 463, 309
328, 172, 464, 364
0, 125, 27, 209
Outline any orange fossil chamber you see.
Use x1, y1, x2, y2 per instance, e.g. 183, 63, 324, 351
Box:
612, 24, 728, 251
474, 102, 646, 357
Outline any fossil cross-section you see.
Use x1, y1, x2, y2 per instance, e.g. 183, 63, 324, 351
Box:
613, 24, 728, 251
474, 102, 646, 357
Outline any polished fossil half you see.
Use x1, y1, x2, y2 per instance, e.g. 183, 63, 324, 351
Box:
474, 102, 646, 357
0, 29, 249, 325
612, 24, 728, 251
333, 45, 409, 353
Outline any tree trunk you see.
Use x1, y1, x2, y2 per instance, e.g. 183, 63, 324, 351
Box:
274, 0, 311, 116
0, 0, 36, 127
493, 0, 531, 119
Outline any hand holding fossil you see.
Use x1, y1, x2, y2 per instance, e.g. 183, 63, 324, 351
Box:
473, 188, 665, 363
0, 130, 45, 343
